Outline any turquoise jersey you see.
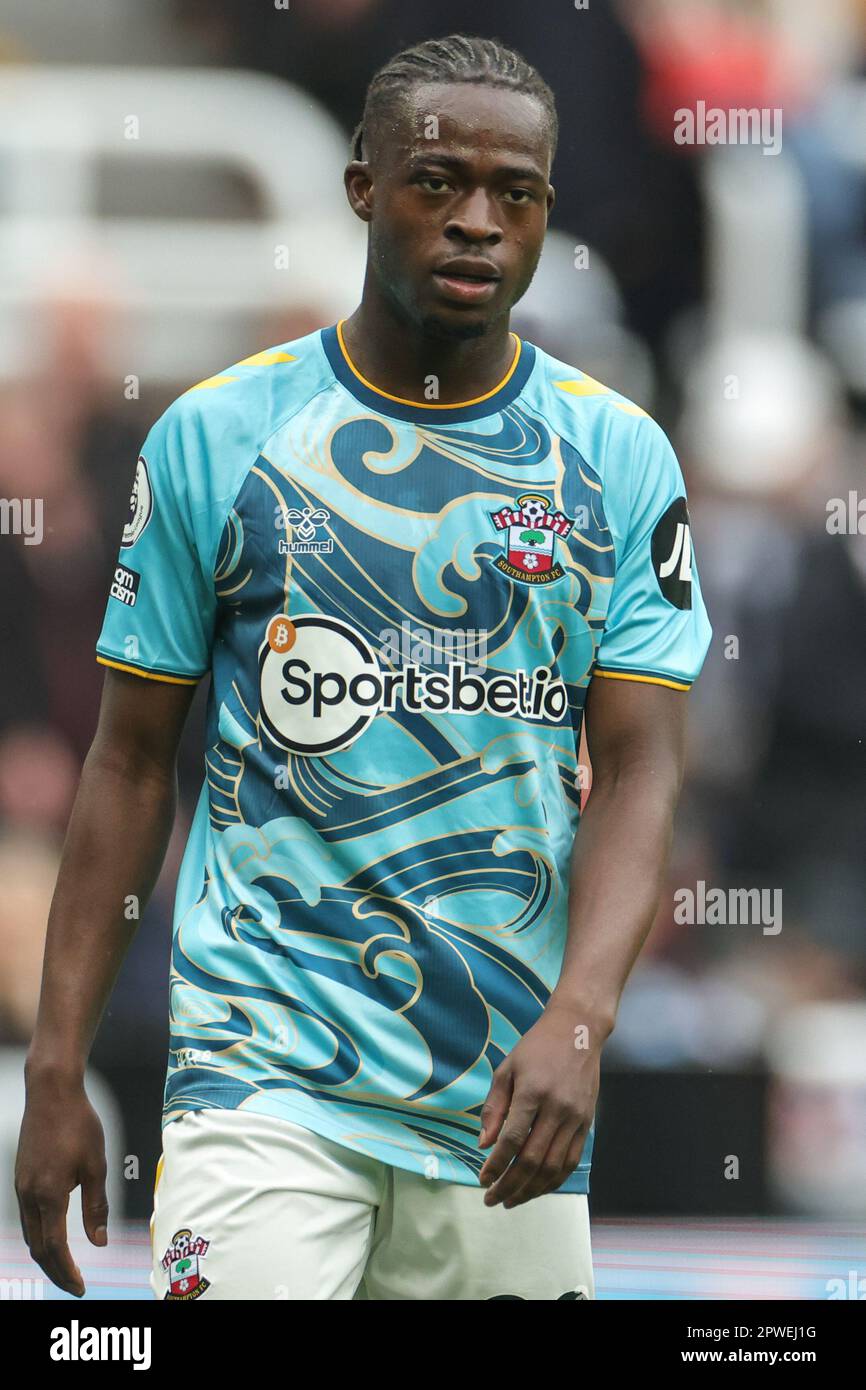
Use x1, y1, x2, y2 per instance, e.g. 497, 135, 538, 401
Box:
96, 323, 712, 1193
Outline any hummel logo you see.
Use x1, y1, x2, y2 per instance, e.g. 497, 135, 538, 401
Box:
274, 505, 334, 556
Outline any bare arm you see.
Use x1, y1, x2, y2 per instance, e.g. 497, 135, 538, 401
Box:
553, 675, 686, 1024
478, 676, 686, 1206
15, 668, 198, 1294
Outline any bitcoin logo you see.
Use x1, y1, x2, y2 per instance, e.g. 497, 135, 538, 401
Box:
267, 616, 296, 654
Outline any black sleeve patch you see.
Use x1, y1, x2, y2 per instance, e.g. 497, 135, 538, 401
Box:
109, 562, 141, 607
651, 497, 693, 610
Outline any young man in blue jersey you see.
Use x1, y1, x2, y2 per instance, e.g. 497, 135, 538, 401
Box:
16, 34, 711, 1300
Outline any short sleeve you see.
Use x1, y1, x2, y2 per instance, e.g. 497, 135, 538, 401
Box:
594, 417, 712, 691
95, 403, 217, 685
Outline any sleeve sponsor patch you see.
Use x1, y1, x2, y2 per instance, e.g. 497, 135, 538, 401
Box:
651, 496, 693, 610
109, 562, 141, 606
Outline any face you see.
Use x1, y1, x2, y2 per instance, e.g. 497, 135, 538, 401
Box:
345, 81, 556, 340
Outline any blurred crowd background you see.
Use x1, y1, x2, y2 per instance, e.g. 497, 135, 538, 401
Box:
1, 0, 864, 1225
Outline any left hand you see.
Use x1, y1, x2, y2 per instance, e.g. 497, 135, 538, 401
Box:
477, 999, 602, 1208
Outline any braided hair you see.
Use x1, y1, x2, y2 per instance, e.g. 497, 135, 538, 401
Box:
351, 33, 558, 167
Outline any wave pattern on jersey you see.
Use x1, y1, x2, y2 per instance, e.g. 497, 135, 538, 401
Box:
166, 403, 612, 1179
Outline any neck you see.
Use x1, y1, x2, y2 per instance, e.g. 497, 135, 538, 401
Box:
341, 283, 517, 406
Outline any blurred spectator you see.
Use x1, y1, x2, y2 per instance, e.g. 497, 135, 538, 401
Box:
0, 831, 57, 1042
0, 724, 79, 836
678, 332, 845, 800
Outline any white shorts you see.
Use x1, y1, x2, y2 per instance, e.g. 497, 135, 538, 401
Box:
149, 1109, 595, 1301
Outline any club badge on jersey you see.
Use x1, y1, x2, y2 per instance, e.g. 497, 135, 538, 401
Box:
489, 492, 576, 584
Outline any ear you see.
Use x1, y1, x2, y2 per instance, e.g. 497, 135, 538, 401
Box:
344, 161, 374, 224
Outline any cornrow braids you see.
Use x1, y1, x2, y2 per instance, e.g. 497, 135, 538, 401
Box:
351, 32, 558, 167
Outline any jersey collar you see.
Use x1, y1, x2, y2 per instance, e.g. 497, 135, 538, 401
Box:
320, 319, 536, 424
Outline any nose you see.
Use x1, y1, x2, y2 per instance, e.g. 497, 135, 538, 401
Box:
444, 187, 503, 245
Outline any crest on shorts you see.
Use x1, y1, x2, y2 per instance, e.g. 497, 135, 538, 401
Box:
162, 1227, 211, 1300
489, 493, 575, 585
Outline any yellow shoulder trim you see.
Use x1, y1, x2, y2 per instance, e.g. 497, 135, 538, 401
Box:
554, 378, 649, 418
185, 350, 298, 391
96, 655, 201, 686
554, 374, 611, 398
186, 375, 239, 392
235, 349, 298, 367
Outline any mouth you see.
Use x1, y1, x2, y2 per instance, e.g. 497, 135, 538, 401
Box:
432, 263, 502, 305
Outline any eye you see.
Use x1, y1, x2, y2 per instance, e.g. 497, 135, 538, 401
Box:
416, 175, 451, 193
503, 189, 533, 205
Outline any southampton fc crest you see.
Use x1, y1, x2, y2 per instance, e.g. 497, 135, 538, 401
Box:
162, 1228, 211, 1300
489, 493, 575, 585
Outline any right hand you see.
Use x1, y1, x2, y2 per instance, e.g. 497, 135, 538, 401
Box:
15, 1065, 109, 1297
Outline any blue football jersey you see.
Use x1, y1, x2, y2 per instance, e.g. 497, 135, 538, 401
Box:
96, 323, 712, 1193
